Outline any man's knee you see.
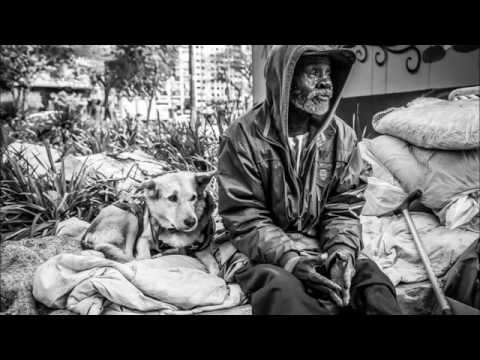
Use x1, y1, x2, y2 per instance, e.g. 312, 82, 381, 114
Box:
259, 264, 302, 288
353, 258, 395, 289
351, 258, 402, 315
236, 263, 304, 294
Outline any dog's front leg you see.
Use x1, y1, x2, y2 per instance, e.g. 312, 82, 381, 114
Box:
136, 212, 153, 260
136, 239, 151, 260
195, 249, 220, 276
136, 235, 152, 259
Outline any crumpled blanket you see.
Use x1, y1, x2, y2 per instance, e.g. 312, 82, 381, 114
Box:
33, 251, 246, 315
360, 213, 479, 286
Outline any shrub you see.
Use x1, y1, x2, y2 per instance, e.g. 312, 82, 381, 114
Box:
0, 142, 118, 242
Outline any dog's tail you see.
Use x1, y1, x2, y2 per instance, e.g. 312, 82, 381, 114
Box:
81, 232, 132, 263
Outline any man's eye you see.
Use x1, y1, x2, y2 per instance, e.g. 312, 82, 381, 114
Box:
168, 194, 178, 202
190, 194, 197, 201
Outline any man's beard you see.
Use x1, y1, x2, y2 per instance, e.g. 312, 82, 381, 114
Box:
291, 88, 332, 117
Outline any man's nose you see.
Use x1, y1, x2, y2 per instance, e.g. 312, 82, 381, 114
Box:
316, 80, 332, 90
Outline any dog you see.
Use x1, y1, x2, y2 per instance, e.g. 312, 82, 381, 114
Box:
81, 171, 219, 275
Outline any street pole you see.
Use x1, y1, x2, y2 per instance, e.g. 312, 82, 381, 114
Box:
189, 45, 197, 129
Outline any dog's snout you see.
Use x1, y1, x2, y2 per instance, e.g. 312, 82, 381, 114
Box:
184, 217, 196, 228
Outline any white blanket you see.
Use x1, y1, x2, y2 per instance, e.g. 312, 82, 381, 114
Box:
33, 252, 246, 315
361, 213, 478, 286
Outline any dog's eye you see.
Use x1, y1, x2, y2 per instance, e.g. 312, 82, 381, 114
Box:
190, 194, 197, 201
168, 194, 178, 202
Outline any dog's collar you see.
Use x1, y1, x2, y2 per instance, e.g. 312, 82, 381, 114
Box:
144, 200, 212, 254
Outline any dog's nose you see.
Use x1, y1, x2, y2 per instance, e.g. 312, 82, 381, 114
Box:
184, 217, 196, 228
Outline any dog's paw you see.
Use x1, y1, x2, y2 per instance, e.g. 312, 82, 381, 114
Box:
206, 263, 220, 277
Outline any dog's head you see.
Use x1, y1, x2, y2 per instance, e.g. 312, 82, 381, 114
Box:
140, 171, 215, 233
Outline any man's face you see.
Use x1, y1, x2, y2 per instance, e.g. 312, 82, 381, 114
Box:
290, 56, 333, 117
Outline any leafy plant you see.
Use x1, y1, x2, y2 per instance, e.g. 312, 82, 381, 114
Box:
0, 142, 118, 242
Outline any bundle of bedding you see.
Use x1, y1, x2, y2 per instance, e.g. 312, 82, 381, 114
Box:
358, 93, 480, 286
33, 251, 246, 315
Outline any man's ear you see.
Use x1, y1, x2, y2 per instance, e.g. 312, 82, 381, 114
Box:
195, 171, 215, 193
140, 179, 161, 198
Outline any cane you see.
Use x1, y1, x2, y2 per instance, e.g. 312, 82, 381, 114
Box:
391, 190, 453, 315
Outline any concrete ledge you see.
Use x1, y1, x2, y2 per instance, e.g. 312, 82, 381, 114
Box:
199, 305, 253, 315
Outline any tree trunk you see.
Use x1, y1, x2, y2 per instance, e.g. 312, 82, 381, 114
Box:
22, 87, 29, 118
103, 87, 111, 121
146, 96, 153, 128
10, 89, 18, 120
217, 107, 225, 136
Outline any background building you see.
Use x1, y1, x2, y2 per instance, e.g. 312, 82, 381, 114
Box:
168, 45, 251, 112
120, 45, 252, 121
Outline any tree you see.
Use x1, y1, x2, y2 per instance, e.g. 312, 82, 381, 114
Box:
0, 45, 75, 121
73, 46, 133, 121
115, 45, 178, 124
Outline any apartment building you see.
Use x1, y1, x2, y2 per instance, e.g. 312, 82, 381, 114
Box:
167, 45, 252, 113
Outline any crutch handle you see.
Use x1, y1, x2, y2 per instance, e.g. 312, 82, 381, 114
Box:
392, 190, 422, 215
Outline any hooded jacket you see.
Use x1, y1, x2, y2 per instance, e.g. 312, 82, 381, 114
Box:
217, 45, 364, 268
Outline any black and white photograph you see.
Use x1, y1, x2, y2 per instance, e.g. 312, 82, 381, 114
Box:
1, 44, 479, 316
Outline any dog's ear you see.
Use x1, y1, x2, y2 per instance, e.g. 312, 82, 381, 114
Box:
195, 171, 215, 193
140, 180, 161, 199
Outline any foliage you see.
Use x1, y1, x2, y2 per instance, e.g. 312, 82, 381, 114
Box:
0, 45, 253, 242
74, 45, 177, 122
152, 118, 218, 172
0, 143, 118, 242
117, 45, 178, 122
0, 45, 75, 90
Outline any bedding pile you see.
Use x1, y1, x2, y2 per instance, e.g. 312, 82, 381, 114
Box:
359, 94, 480, 286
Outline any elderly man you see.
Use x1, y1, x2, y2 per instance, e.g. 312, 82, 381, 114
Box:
217, 45, 402, 315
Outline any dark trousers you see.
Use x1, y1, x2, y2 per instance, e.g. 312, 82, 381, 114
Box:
443, 238, 480, 310
235, 258, 402, 315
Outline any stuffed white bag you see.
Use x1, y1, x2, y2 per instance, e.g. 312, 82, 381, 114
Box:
372, 97, 479, 150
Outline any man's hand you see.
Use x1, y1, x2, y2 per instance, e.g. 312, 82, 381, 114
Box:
292, 253, 344, 307
329, 251, 356, 307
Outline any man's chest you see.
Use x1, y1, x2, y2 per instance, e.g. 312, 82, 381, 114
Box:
256, 135, 337, 231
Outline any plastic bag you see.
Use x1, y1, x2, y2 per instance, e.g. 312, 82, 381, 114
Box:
362, 177, 407, 216
367, 135, 480, 210
435, 190, 480, 232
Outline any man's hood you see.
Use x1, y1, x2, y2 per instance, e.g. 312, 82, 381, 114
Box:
262, 45, 356, 142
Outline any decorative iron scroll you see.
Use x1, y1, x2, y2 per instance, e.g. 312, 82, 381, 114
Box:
344, 45, 422, 74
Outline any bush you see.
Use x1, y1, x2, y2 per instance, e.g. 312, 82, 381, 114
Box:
0, 143, 118, 242
1, 107, 222, 242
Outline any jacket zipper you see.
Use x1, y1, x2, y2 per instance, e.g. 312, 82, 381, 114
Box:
257, 127, 303, 230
